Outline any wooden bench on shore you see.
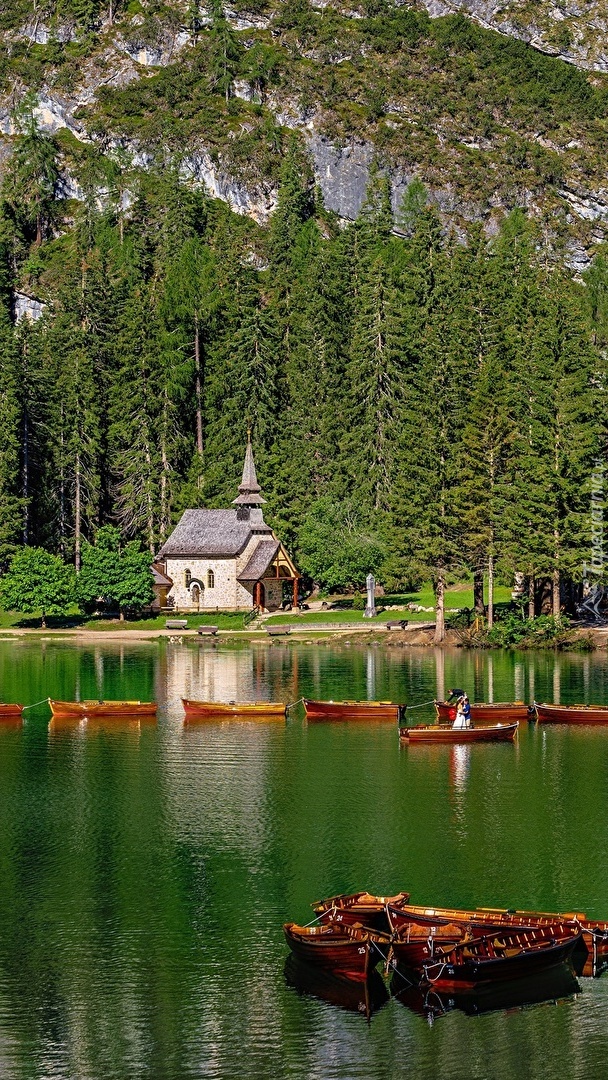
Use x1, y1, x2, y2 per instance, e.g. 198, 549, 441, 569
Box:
197, 625, 218, 636
386, 619, 407, 630
165, 619, 188, 630
265, 625, 291, 636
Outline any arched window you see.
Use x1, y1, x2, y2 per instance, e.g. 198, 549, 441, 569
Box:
184, 569, 191, 588
207, 569, 215, 589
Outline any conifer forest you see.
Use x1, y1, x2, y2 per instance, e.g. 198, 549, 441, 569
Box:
1, 0, 608, 612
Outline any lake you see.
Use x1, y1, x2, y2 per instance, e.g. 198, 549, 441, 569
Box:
0, 637, 607, 1079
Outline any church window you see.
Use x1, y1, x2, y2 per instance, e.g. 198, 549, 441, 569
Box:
207, 569, 215, 589
184, 569, 191, 588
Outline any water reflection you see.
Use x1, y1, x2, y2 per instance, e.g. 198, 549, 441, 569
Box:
0, 641, 605, 1079
284, 956, 389, 1019
392, 965, 581, 1022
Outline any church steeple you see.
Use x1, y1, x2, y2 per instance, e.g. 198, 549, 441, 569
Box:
233, 431, 266, 509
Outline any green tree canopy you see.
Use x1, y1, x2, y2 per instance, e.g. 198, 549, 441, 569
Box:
78, 525, 154, 618
0, 547, 75, 627
297, 498, 386, 592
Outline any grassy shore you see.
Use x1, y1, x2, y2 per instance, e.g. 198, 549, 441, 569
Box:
0, 583, 515, 633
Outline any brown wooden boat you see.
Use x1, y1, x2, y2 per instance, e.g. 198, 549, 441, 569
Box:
49, 699, 156, 718
0, 704, 23, 719
387, 902, 608, 977
416, 927, 583, 992
534, 702, 608, 724
312, 891, 411, 932
435, 701, 532, 723
401, 721, 518, 743
182, 699, 286, 719
390, 913, 587, 975
303, 699, 404, 722
283, 922, 391, 982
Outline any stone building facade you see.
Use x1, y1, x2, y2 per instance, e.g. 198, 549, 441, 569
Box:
156, 440, 299, 613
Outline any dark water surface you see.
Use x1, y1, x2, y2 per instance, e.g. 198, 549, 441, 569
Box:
0, 638, 607, 1079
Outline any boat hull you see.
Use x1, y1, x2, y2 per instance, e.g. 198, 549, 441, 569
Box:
387, 903, 605, 977
303, 699, 403, 722
182, 699, 286, 719
401, 722, 518, 743
0, 704, 23, 719
419, 934, 581, 992
313, 891, 410, 933
283, 922, 387, 982
49, 700, 156, 718
435, 701, 531, 724
535, 702, 608, 724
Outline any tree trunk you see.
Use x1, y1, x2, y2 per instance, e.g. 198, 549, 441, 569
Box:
487, 553, 494, 629
194, 312, 204, 489
75, 450, 81, 573
434, 572, 445, 644
528, 576, 535, 620
552, 568, 561, 618
473, 567, 484, 616
22, 407, 29, 546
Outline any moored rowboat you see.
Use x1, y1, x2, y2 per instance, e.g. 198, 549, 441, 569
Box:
534, 702, 608, 724
435, 701, 532, 723
283, 922, 390, 982
49, 699, 156, 718
312, 891, 411, 932
0, 704, 23, 718
303, 699, 404, 722
400, 722, 518, 743
182, 699, 286, 719
390, 913, 587, 975
387, 901, 608, 977
417, 927, 583, 992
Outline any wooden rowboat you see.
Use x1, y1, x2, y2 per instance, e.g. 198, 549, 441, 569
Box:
49, 700, 156, 718
417, 927, 583, 992
400, 722, 518, 743
389, 913, 587, 975
0, 704, 23, 718
283, 922, 390, 982
534, 702, 608, 724
435, 701, 532, 723
387, 901, 608, 977
182, 699, 286, 719
303, 699, 405, 722
312, 891, 411, 932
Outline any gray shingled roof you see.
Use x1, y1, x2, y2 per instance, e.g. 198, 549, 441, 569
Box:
152, 563, 173, 586
238, 540, 280, 583
157, 509, 271, 558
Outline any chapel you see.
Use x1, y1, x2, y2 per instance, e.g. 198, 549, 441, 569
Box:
156, 438, 299, 612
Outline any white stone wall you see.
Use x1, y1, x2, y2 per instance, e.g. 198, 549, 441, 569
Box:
166, 557, 248, 610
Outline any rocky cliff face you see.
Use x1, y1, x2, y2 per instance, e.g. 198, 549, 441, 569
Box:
2, 0, 608, 272
420, 1, 608, 72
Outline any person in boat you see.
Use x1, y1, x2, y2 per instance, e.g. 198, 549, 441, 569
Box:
447, 688, 466, 704
453, 695, 472, 729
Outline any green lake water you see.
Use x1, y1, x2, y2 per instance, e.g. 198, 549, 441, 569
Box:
0, 638, 608, 1079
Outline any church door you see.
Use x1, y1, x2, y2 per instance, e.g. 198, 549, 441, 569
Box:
191, 583, 202, 611
253, 581, 265, 610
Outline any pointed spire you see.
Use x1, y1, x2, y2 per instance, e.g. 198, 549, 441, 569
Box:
233, 431, 266, 506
